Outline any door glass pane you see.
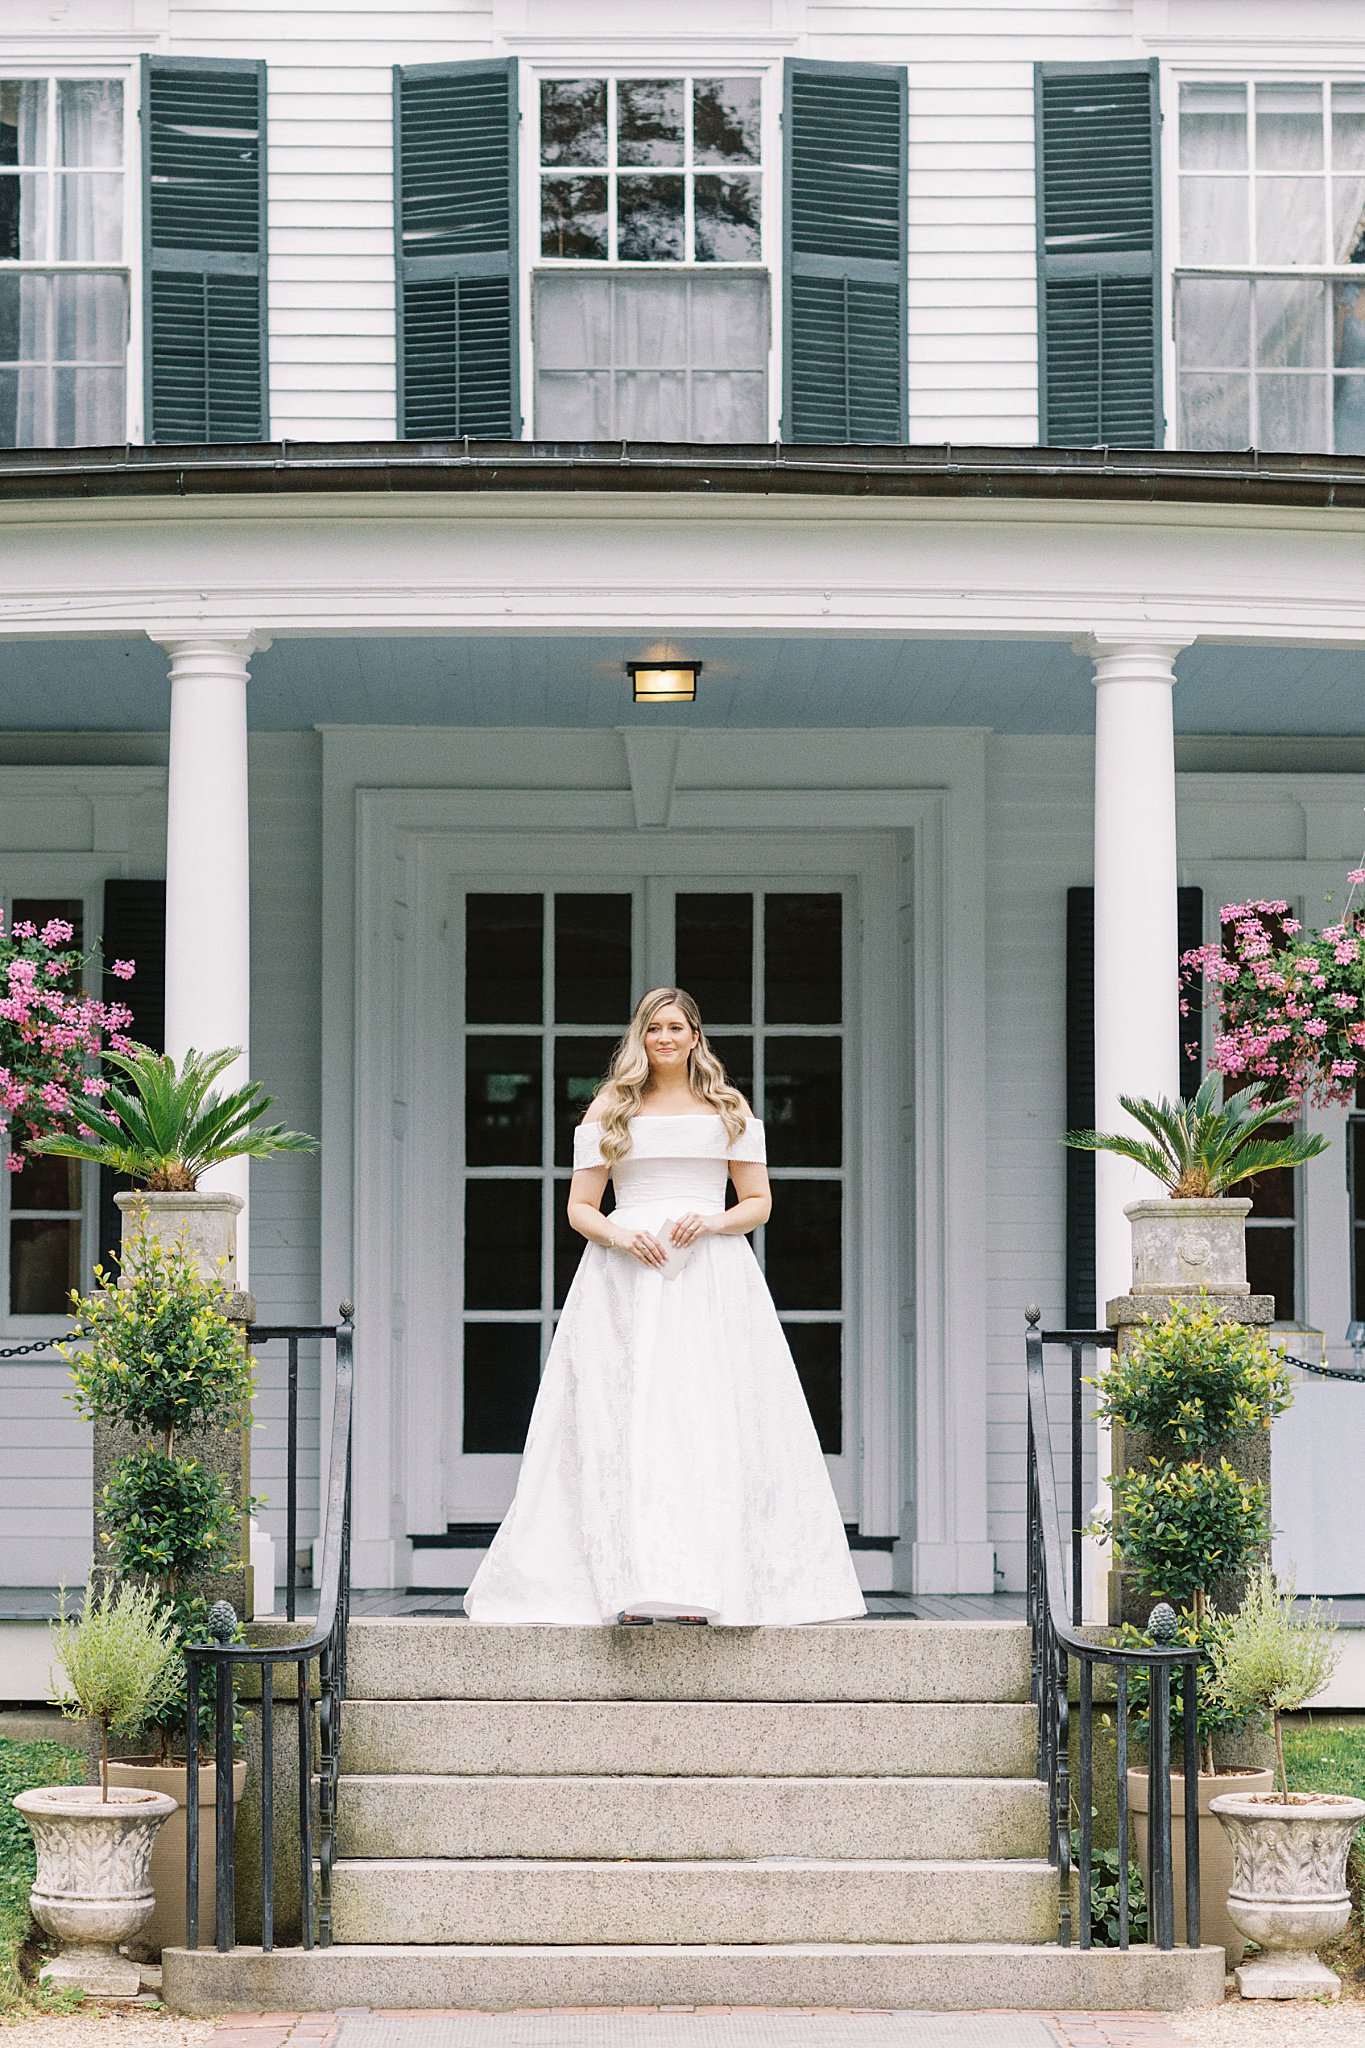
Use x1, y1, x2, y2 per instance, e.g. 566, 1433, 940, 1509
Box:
554, 893, 632, 1023
466, 894, 542, 1024
708, 1034, 753, 1104
554, 1034, 616, 1165
9, 1155, 79, 1211
554, 1180, 613, 1308
465, 1180, 541, 1308
463, 1323, 541, 1454
13, 897, 84, 947
785, 1322, 841, 1454
675, 892, 752, 1024
765, 1180, 841, 1310
1246, 1226, 1295, 1322
765, 1036, 842, 1168
466, 1036, 541, 1166
766, 892, 841, 1024
11, 1217, 78, 1315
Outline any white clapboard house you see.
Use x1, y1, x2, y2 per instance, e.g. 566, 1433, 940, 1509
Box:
1, 0, 1364, 1617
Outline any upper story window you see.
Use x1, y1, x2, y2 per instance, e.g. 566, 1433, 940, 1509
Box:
0, 77, 127, 448
532, 73, 769, 442
1175, 80, 1365, 453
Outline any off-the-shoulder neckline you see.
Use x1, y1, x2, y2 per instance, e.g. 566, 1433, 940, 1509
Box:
579, 1114, 759, 1130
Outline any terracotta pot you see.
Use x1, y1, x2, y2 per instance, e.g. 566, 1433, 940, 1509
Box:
1211, 1789, 1365, 1999
1129, 1763, 1273, 1964
106, 1758, 247, 1957
13, 1783, 177, 1997
115, 1189, 243, 1288
1125, 1196, 1252, 1297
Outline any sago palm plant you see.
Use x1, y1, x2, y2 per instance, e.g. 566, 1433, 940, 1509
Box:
32, 1043, 316, 1191
1065, 1074, 1327, 1197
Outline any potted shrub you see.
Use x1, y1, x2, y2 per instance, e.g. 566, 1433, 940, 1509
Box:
1091, 1294, 1292, 1960
1209, 1566, 1362, 2000
14, 1579, 179, 1997
33, 1041, 316, 1283
62, 1224, 259, 1954
1066, 1074, 1327, 1295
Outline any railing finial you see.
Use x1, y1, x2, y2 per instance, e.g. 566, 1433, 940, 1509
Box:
1025, 1303, 1042, 1325
339, 1299, 355, 1324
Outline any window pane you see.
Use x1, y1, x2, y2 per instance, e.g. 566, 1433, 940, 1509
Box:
56, 171, 121, 261
765, 1180, 841, 1310
1246, 1225, 1295, 1322
57, 80, 121, 167
613, 272, 685, 364
694, 173, 761, 262
1333, 85, 1365, 171
0, 82, 47, 168
466, 1035, 542, 1167
765, 1037, 842, 1169
1256, 371, 1328, 451
464, 1179, 541, 1308
1335, 374, 1365, 454
1181, 176, 1248, 263
554, 1181, 612, 1308
687, 272, 768, 364
707, 1034, 753, 1104
0, 173, 45, 261
694, 79, 761, 166
1256, 83, 1323, 171
614, 369, 689, 438
554, 1034, 616, 1166
1353, 1118, 1365, 1318
10, 1155, 80, 1211
1247, 1128, 1297, 1219
1179, 84, 1247, 170
617, 79, 684, 167
675, 892, 752, 1025
536, 369, 611, 438
53, 364, 123, 446
466, 894, 542, 1025
690, 371, 767, 441
535, 272, 610, 368
1256, 278, 1325, 368
784, 1322, 841, 1454
1179, 278, 1250, 369
618, 174, 685, 262
554, 893, 632, 1024
54, 271, 125, 359
766, 893, 841, 1025
11, 1217, 78, 1315
1256, 177, 1325, 265
1332, 178, 1365, 265
1179, 370, 1250, 449
463, 1322, 540, 1454
541, 174, 607, 259
541, 79, 607, 167
13, 897, 83, 946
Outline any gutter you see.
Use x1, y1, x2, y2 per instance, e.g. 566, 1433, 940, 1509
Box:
0, 439, 1360, 511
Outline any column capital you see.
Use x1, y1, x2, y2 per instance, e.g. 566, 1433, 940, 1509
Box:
146, 630, 272, 665
1075, 633, 1196, 683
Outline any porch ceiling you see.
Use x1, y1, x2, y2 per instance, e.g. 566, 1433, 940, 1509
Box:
0, 634, 1360, 738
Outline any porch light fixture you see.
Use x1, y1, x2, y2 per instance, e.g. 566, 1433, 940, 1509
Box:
628, 660, 701, 704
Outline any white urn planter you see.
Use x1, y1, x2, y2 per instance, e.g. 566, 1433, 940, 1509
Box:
1125, 1196, 1252, 1297
13, 1783, 178, 1997
1210, 1789, 1365, 1998
114, 1189, 242, 1288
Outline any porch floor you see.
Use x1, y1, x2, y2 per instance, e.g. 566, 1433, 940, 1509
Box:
309, 1590, 1031, 1621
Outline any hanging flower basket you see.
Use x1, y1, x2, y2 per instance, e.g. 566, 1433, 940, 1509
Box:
0, 910, 134, 1175
1182, 877, 1365, 1109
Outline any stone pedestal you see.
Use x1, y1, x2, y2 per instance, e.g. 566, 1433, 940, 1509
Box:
1105, 1290, 1276, 1631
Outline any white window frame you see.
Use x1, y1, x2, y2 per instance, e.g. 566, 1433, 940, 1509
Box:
1162, 66, 1365, 455
0, 60, 143, 448
518, 60, 781, 440
0, 877, 101, 1337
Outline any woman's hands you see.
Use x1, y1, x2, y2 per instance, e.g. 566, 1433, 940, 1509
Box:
615, 1226, 669, 1268
669, 1211, 718, 1247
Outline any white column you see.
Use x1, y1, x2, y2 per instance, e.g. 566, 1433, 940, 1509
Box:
154, 634, 267, 1284
1084, 635, 1189, 1613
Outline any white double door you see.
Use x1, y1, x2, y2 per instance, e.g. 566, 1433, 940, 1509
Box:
433, 841, 873, 1529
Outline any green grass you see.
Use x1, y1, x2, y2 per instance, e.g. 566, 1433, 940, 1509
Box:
1283, 1714, 1365, 1988
0, 1736, 87, 2012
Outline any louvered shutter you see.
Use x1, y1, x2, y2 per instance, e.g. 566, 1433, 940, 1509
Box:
1065, 883, 1204, 1325
783, 60, 907, 444
142, 58, 267, 445
1035, 63, 1161, 447
98, 880, 166, 1265
394, 61, 519, 440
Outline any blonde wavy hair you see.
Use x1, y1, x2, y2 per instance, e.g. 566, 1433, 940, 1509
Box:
594, 987, 748, 1165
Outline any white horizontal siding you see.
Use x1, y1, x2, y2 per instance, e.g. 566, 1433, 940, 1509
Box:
0, 1361, 92, 1586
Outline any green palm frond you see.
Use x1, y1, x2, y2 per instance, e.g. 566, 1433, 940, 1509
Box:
1066, 1073, 1328, 1195
32, 1043, 317, 1190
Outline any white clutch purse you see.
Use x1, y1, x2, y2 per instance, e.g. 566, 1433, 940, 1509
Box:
656, 1220, 699, 1282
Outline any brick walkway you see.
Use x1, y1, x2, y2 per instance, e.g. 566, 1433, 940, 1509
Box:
202, 2010, 1186, 2048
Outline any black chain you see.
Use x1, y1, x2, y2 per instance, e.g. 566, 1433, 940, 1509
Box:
0, 1335, 61, 1358
1281, 1351, 1365, 1384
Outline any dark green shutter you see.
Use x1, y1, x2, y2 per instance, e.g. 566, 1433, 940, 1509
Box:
98, 879, 165, 1264
394, 60, 519, 440
1035, 62, 1161, 447
783, 59, 907, 444
142, 58, 267, 444
1065, 883, 1204, 1325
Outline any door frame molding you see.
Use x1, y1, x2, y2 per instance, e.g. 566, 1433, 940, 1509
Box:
349, 780, 989, 1592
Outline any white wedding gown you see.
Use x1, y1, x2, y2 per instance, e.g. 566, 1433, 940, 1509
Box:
464, 1114, 865, 1626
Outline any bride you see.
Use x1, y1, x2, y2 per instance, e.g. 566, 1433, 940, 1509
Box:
464, 986, 865, 1627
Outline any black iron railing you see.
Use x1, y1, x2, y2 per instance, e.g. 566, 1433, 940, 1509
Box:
184, 1306, 354, 1953
1025, 1308, 1203, 1950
